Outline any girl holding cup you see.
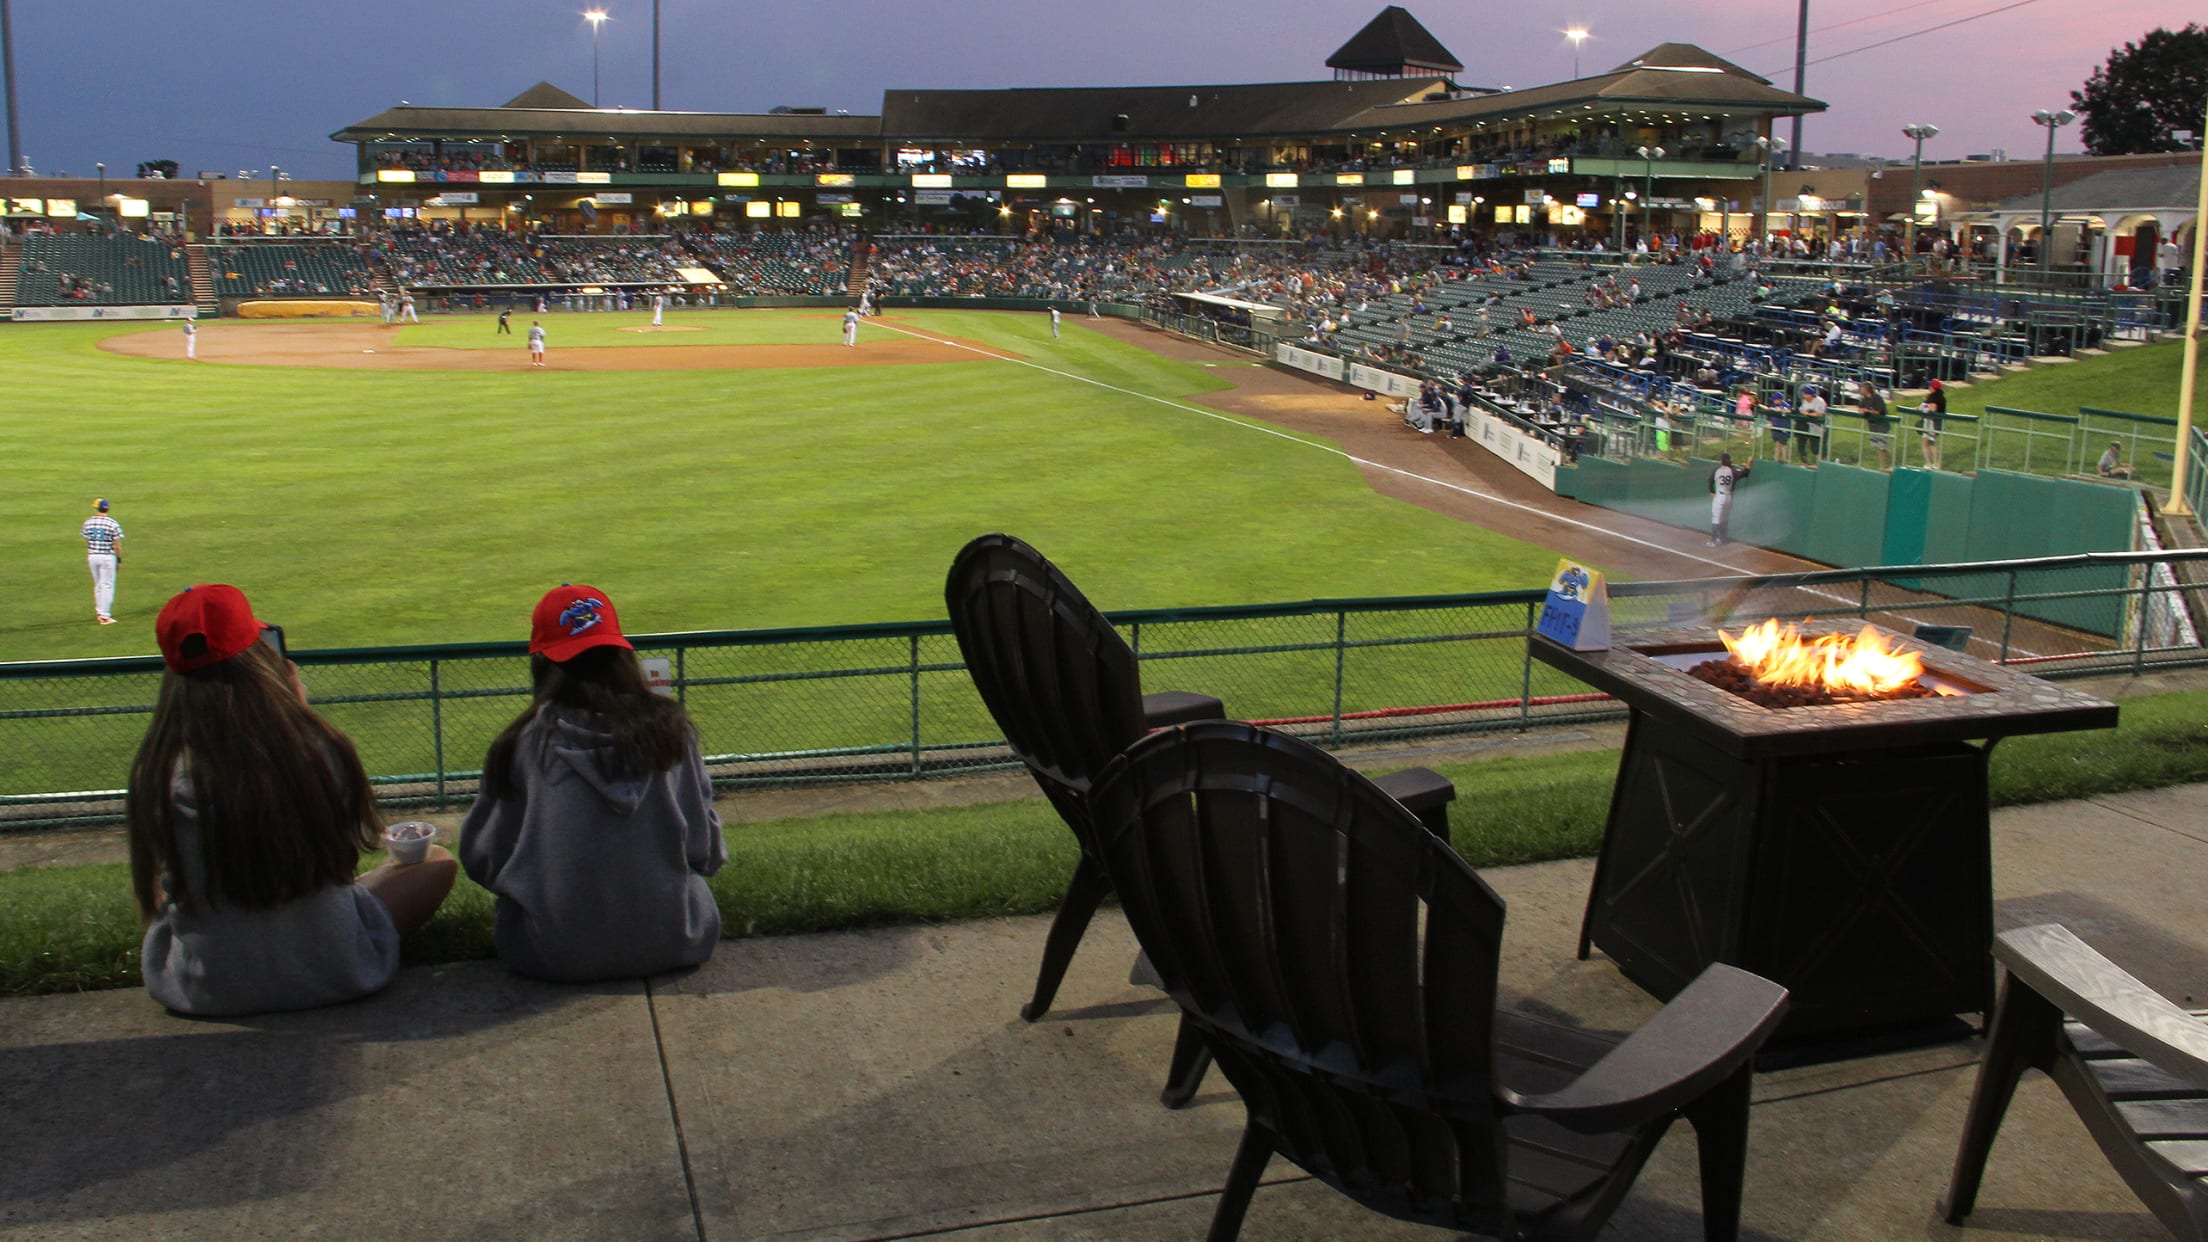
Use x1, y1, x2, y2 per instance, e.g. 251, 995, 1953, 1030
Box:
127, 584, 457, 1016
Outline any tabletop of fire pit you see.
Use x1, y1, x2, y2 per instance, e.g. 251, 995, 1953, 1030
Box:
1530, 623, 2119, 760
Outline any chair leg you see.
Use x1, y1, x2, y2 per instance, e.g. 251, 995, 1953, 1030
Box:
1021, 854, 1111, 1022
1683, 1063, 1754, 1242
1208, 1123, 1275, 1242
1160, 1013, 1213, 1109
1939, 971, 2062, 1223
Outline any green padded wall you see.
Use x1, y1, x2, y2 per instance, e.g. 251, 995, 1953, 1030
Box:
1881, 469, 1934, 566
1962, 471, 2136, 637
1803, 464, 1890, 568
1731, 461, 1816, 555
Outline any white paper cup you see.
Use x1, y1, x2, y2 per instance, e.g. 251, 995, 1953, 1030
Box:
385, 821, 436, 865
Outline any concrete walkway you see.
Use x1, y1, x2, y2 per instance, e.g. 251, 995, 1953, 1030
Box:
3, 784, 2204, 1241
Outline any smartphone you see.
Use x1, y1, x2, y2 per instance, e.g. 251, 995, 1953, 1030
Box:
258, 624, 287, 660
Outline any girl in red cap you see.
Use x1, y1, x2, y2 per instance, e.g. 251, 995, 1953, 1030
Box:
128, 584, 457, 1015
460, 584, 725, 982
1919, 379, 1947, 470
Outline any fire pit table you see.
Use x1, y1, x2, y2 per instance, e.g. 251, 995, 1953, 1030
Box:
1531, 622, 2117, 1050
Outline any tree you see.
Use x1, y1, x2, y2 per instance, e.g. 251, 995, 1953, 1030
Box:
135, 159, 178, 180
2071, 25, 2208, 155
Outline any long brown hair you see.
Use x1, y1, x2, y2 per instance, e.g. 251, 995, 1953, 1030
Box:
479, 646, 695, 802
125, 641, 381, 916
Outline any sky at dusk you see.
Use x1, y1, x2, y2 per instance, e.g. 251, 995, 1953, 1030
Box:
4, 0, 2201, 181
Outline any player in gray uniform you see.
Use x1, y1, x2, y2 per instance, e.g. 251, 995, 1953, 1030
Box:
527, 321, 547, 368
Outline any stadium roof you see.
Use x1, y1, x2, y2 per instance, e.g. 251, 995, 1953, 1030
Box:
1325, 6, 1463, 77
878, 78, 1450, 142
503, 82, 591, 110
331, 103, 881, 144
1989, 161, 2207, 213
1337, 42, 1821, 130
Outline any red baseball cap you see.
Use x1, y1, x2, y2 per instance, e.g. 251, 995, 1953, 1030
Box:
530, 584, 633, 663
156, 584, 265, 674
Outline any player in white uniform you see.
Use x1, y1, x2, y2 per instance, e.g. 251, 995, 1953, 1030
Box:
651, 292, 665, 327
400, 293, 420, 323
842, 307, 859, 347
82, 498, 123, 624
1049, 307, 1061, 338
183, 319, 196, 359
527, 321, 547, 368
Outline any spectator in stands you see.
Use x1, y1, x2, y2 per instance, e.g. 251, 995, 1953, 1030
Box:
127, 584, 457, 1016
460, 585, 725, 983
1859, 381, 1895, 470
2098, 441, 2134, 480
1918, 379, 1947, 469
1796, 386, 1826, 467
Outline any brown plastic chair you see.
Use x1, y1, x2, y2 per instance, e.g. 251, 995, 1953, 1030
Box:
1941, 923, 2208, 1239
1090, 721, 1791, 1242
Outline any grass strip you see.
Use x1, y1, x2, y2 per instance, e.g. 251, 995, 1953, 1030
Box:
5, 688, 2205, 998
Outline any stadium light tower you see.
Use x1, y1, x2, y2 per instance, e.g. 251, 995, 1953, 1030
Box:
1756, 135, 1786, 249
1636, 145, 1664, 246
2031, 108, 2077, 280
1564, 27, 1589, 79
1, 0, 20, 177
584, 9, 610, 108
1901, 123, 1938, 267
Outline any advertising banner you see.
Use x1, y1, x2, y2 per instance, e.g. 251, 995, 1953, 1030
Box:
1469, 407, 1562, 489
12, 305, 196, 322
1093, 175, 1147, 188
1346, 363, 1419, 399
1274, 343, 1346, 382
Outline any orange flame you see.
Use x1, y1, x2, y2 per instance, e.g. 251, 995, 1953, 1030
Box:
1720, 620, 1926, 695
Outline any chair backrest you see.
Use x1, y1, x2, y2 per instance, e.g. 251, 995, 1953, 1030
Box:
1091, 721, 1515, 1223
945, 533, 1148, 810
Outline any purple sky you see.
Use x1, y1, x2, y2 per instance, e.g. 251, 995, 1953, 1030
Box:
6, 0, 2200, 180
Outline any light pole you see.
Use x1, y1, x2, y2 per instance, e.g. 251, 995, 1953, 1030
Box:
1565, 27, 1588, 79
268, 164, 279, 234
95, 162, 103, 227
2031, 108, 2076, 280
1756, 135, 1786, 252
1636, 145, 1664, 248
1901, 123, 1938, 268
584, 9, 609, 108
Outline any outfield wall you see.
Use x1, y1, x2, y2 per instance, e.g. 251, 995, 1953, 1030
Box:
1556, 460, 2140, 635
10, 305, 195, 322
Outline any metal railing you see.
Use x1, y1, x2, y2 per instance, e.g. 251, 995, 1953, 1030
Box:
1, 551, 2202, 830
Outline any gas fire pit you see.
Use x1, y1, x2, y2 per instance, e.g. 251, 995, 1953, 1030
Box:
1531, 621, 2117, 1051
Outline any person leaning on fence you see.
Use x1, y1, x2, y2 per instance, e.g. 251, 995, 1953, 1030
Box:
126, 584, 457, 1017
2098, 440, 2134, 480
1860, 381, 1895, 470
1919, 379, 1947, 469
459, 584, 726, 983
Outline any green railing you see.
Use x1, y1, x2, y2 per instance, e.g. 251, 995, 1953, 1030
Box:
3, 550, 2202, 829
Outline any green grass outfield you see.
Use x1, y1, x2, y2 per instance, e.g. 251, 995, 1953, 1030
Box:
3, 309, 1564, 664
397, 306, 857, 349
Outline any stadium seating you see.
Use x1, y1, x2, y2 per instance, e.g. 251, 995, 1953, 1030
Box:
14, 236, 191, 306
205, 243, 374, 298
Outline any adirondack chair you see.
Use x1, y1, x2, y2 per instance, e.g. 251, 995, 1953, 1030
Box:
1941, 923, 2208, 1239
945, 534, 1456, 1109
1090, 721, 1791, 1241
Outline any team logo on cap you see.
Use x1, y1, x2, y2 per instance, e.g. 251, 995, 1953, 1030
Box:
558, 596, 609, 637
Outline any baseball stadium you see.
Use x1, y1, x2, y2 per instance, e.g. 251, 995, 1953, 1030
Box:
3, 4, 2208, 1238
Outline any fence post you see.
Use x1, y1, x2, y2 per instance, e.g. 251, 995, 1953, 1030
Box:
2133, 567, 2153, 676
1520, 601, 1536, 730
908, 634, 923, 777
1330, 610, 1347, 746
675, 645, 687, 706
1999, 570, 2018, 664
1858, 576, 1871, 620
429, 657, 446, 810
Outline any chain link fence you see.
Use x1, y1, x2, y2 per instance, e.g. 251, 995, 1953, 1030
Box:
4, 550, 2202, 829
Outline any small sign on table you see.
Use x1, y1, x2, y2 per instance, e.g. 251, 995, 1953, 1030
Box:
1535, 559, 1610, 651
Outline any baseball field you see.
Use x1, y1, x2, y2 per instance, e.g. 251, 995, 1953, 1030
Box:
6, 307, 1567, 663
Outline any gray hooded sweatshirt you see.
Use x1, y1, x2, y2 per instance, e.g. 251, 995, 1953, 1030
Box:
460, 710, 725, 982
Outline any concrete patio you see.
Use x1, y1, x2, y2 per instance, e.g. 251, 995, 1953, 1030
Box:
2, 783, 2202, 1240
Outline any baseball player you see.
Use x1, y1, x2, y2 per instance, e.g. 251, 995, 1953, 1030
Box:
400, 292, 419, 324
651, 292, 665, 327
497, 307, 513, 335
527, 320, 547, 368
842, 306, 859, 347
82, 498, 123, 624
183, 318, 196, 359
1049, 306, 1061, 338
1707, 453, 1750, 547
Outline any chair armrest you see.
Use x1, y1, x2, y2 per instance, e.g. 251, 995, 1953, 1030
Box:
1501, 964, 1788, 1133
1995, 923, 2208, 1092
